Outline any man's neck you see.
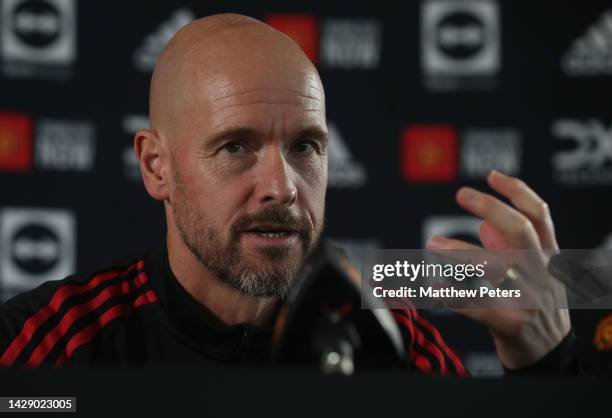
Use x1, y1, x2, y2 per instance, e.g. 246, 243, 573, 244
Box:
166, 233, 279, 327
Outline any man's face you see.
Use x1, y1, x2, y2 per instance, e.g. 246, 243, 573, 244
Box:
169, 71, 327, 298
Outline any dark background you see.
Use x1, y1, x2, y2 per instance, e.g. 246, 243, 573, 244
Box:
1, 0, 611, 375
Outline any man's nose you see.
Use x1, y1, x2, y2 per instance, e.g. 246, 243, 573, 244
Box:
254, 146, 297, 206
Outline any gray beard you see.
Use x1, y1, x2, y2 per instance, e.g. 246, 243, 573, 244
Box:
176, 219, 302, 298
172, 178, 320, 298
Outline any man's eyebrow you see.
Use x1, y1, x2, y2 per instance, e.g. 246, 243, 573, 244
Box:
205, 125, 329, 148
296, 126, 329, 143
206, 127, 262, 148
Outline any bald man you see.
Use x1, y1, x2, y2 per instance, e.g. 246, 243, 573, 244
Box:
138, 13, 327, 327
0, 14, 575, 374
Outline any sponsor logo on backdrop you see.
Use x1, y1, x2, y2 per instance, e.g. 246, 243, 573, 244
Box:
402, 124, 459, 183
421, 0, 500, 91
266, 13, 319, 64
422, 215, 481, 247
0, 112, 32, 172
35, 118, 96, 171
552, 119, 612, 185
0, 0, 76, 78
402, 124, 522, 183
327, 123, 367, 188
594, 313, 612, 351
460, 128, 521, 178
121, 114, 148, 181
0, 207, 75, 291
320, 19, 381, 69
267, 14, 381, 70
562, 10, 612, 76
133, 8, 195, 72
0, 113, 95, 172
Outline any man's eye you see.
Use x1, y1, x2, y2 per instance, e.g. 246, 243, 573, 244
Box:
222, 142, 245, 154
292, 140, 317, 153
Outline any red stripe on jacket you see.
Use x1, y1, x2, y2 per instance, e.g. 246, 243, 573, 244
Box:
25, 272, 149, 367
54, 290, 158, 366
0, 260, 144, 367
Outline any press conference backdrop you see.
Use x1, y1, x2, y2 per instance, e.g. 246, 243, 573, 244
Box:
1, 0, 611, 376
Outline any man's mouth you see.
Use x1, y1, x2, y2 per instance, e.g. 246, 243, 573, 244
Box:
242, 225, 300, 244
254, 231, 292, 238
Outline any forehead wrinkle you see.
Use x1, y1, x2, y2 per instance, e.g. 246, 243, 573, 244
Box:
214, 100, 324, 114
204, 69, 324, 102
302, 74, 324, 95
208, 108, 325, 135
212, 89, 322, 103
210, 85, 324, 115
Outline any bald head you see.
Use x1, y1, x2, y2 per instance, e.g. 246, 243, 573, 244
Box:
149, 13, 324, 139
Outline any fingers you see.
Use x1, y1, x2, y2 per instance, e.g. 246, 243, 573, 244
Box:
427, 235, 480, 251
486, 170, 559, 249
455, 186, 541, 249
480, 221, 511, 250
427, 236, 508, 282
426, 235, 492, 271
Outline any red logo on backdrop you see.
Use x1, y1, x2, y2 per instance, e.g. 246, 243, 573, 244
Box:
594, 313, 612, 351
265, 14, 319, 64
0, 113, 33, 172
402, 124, 458, 183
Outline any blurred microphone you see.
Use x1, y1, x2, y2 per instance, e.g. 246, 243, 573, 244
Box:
271, 240, 409, 374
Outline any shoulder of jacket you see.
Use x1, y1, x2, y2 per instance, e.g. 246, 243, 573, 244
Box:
1, 251, 149, 314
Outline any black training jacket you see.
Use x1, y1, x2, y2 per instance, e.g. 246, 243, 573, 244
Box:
0, 246, 574, 375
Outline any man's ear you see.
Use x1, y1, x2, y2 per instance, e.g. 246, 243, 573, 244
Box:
134, 129, 170, 201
